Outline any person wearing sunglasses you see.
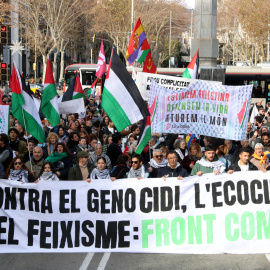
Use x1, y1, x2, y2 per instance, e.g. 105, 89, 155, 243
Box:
4, 156, 35, 182
127, 154, 148, 179
145, 149, 168, 178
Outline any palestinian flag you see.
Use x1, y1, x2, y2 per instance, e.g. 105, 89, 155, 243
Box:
40, 57, 60, 127
137, 39, 150, 64
88, 78, 98, 98
101, 49, 150, 131
237, 100, 249, 128
136, 105, 151, 154
182, 49, 199, 79
11, 63, 45, 143
62, 73, 84, 101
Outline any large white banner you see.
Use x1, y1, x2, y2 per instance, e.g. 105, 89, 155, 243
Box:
1, 171, 270, 253
0, 105, 9, 134
148, 80, 253, 140
136, 72, 221, 100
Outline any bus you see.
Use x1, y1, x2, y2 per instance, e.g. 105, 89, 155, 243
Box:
63, 64, 106, 95
64, 63, 270, 102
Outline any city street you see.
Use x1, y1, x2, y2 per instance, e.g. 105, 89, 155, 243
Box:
0, 253, 270, 270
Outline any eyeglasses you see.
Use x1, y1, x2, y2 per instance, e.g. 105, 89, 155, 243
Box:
154, 155, 163, 158
14, 162, 22, 165
131, 161, 138, 164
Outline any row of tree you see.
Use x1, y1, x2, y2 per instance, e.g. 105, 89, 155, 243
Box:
217, 0, 270, 65
0, 0, 191, 82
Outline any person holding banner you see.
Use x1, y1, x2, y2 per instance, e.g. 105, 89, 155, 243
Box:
127, 154, 148, 179
36, 161, 59, 182
68, 151, 94, 181
157, 151, 188, 180
25, 146, 45, 179
145, 149, 168, 178
90, 157, 111, 180
190, 145, 226, 176
4, 156, 35, 183
249, 143, 270, 172
227, 148, 258, 173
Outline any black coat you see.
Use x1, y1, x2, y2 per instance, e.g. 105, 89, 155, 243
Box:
0, 144, 13, 171
53, 156, 74, 180
110, 165, 130, 179
228, 161, 258, 172
107, 144, 122, 167
157, 164, 189, 178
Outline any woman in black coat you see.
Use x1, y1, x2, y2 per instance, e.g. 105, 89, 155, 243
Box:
107, 133, 123, 167
45, 143, 73, 180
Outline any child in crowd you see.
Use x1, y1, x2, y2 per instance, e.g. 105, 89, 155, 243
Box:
36, 161, 59, 182
89, 157, 110, 180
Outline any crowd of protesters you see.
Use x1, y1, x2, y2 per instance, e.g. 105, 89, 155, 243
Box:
0, 94, 269, 183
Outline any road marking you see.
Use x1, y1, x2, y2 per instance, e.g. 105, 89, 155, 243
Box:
97, 253, 111, 270
79, 252, 95, 270
265, 254, 270, 263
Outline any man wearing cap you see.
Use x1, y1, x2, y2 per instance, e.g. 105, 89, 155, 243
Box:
68, 151, 94, 181
8, 127, 27, 157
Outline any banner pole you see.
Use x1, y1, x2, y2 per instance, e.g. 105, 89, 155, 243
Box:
21, 107, 33, 172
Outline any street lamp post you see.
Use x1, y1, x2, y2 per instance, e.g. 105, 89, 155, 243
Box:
169, 10, 172, 68
267, 23, 270, 62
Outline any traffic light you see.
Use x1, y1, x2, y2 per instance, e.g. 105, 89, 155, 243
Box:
0, 25, 8, 44
0, 63, 8, 81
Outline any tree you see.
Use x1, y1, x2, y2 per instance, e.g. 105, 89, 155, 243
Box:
91, 0, 190, 67
12, 0, 93, 82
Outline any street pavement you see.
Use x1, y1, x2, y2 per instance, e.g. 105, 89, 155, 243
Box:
0, 253, 270, 270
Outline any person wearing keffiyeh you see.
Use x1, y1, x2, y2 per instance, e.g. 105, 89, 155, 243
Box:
249, 143, 270, 172
127, 154, 148, 179
191, 145, 226, 176
145, 149, 168, 178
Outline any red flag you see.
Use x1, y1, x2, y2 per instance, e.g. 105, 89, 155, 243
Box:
143, 51, 157, 74
95, 38, 106, 78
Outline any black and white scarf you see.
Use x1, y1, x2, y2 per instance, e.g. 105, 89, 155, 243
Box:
90, 168, 110, 179
39, 171, 59, 181
128, 166, 145, 178
8, 169, 29, 182
149, 158, 168, 168
175, 148, 188, 161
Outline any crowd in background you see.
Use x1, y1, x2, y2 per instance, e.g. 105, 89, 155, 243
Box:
0, 94, 269, 183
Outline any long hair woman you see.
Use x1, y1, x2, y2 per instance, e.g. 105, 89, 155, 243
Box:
181, 143, 203, 174
5, 156, 35, 182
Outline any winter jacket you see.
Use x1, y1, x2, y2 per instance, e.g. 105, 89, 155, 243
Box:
228, 161, 258, 172
25, 158, 45, 179
53, 156, 74, 180
190, 156, 226, 176
68, 163, 94, 181
0, 144, 13, 171
157, 163, 189, 178
110, 165, 130, 179
249, 155, 270, 171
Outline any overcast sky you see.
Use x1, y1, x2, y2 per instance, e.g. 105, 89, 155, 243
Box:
185, 0, 195, 9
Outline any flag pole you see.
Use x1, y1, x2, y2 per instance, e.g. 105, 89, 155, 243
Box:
21, 107, 33, 172
148, 140, 151, 160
